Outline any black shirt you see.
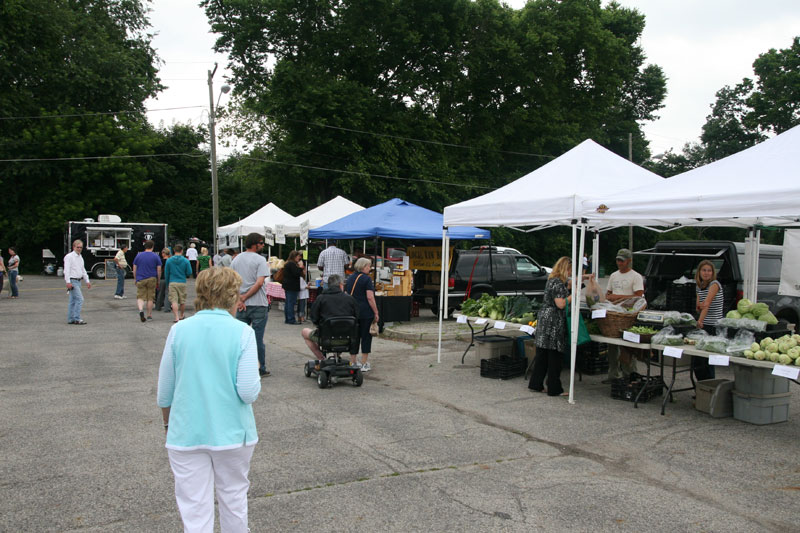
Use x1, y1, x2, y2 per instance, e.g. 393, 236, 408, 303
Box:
309, 286, 359, 325
281, 261, 303, 292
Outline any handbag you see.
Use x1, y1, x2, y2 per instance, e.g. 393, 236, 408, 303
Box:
369, 321, 379, 336
566, 311, 591, 346
273, 267, 284, 283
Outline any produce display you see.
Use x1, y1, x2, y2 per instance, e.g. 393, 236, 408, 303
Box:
459, 294, 538, 324
743, 334, 800, 365
626, 326, 659, 335
662, 312, 697, 327
726, 298, 778, 325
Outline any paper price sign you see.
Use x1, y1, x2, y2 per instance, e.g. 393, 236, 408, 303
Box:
520, 325, 535, 335
494, 321, 506, 330
662, 346, 683, 359
591, 309, 607, 319
622, 331, 640, 343
708, 355, 730, 366
456, 315, 467, 324
772, 365, 800, 380
475, 318, 488, 325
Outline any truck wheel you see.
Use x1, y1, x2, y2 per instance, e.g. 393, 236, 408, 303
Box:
92, 263, 106, 279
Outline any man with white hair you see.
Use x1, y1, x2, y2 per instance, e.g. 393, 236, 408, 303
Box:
64, 240, 92, 324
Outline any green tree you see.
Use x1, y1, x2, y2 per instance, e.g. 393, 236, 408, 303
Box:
203, 0, 666, 215
0, 0, 163, 267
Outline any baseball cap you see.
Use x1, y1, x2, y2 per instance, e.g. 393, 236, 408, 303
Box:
616, 248, 633, 261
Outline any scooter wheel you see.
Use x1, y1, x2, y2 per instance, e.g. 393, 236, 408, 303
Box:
317, 370, 329, 389
353, 370, 363, 387
304, 362, 312, 378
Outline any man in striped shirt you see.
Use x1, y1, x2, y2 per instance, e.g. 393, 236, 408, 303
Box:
317, 241, 349, 289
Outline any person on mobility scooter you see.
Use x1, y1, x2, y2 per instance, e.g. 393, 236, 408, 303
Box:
301, 274, 363, 387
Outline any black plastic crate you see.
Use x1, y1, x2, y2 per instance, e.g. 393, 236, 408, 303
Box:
610, 374, 664, 403
480, 356, 527, 380
578, 344, 609, 375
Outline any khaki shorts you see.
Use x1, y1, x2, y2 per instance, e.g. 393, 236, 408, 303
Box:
169, 282, 187, 305
136, 277, 157, 301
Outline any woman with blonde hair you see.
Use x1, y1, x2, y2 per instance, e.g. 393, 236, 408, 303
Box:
528, 256, 572, 396
344, 256, 380, 371
197, 246, 211, 273
157, 267, 261, 531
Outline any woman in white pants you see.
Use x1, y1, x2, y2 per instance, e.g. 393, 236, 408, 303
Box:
157, 267, 261, 532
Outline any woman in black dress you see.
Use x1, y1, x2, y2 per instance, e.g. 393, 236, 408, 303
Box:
529, 256, 572, 396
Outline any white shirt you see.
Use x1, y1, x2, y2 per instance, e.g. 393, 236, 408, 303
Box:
64, 251, 89, 284
607, 269, 644, 296
186, 247, 198, 261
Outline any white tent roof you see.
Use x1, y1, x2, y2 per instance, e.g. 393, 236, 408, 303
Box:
283, 196, 365, 236
581, 124, 800, 229
217, 202, 294, 240
443, 139, 663, 228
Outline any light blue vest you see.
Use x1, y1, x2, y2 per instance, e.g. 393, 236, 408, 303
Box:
166, 309, 258, 450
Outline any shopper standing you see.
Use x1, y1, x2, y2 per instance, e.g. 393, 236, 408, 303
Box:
133, 240, 162, 323
317, 241, 348, 289
186, 243, 198, 278
344, 257, 380, 371
528, 257, 571, 396
64, 240, 92, 324
7, 247, 20, 298
281, 250, 305, 324
113, 244, 129, 299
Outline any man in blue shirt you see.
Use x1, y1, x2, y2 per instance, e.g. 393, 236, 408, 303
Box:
164, 244, 194, 322
133, 240, 162, 322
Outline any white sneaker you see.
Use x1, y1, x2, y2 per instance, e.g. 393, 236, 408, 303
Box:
360, 362, 371, 372
114, 295, 123, 299
350, 361, 362, 369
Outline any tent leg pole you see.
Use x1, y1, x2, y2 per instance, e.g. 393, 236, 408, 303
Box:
437, 228, 448, 364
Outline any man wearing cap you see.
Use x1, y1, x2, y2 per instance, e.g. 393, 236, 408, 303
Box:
602, 248, 645, 384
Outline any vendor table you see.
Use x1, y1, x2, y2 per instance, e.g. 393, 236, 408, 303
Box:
264, 282, 285, 303
456, 314, 797, 414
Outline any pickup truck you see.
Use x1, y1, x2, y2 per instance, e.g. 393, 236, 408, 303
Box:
640, 240, 800, 326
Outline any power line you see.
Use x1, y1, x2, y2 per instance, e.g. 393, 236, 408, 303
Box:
0, 153, 205, 162
0, 106, 205, 121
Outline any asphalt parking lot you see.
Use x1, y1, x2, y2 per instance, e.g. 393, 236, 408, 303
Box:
1, 275, 799, 532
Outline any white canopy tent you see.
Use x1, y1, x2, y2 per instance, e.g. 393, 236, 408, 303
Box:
440, 139, 665, 403
217, 202, 294, 248
283, 196, 365, 237
581, 124, 800, 301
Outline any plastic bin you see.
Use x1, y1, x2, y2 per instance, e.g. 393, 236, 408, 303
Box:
480, 356, 527, 380
476, 335, 514, 360
694, 379, 733, 417
732, 390, 790, 425
733, 365, 790, 395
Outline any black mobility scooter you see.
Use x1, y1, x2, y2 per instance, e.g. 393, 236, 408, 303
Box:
303, 316, 364, 388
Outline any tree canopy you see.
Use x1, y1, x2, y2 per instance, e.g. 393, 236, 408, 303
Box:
205, 0, 666, 218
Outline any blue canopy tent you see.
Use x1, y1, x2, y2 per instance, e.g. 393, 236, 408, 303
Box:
308, 198, 490, 240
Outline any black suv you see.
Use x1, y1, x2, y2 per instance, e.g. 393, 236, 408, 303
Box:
640, 240, 800, 326
413, 249, 549, 316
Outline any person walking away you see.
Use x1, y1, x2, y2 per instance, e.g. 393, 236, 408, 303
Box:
212, 249, 222, 267
231, 233, 270, 377
113, 244, 129, 299
602, 248, 645, 384
302, 274, 359, 365
155, 248, 171, 312
165, 245, 193, 323
281, 250, 305, 324
694, 260, 721, 381
64, 240, 92, 324
186, 243, 198, 278
197, 247, 211, 273
7, 247, 20, 298
157, 267, 260, 532
317, 241, 348, 290
528, 257, 572, 396
133, 240, 162, 323
344, 257, 380, 371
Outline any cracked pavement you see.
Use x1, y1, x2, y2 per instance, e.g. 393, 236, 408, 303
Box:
1, 275, 799, 532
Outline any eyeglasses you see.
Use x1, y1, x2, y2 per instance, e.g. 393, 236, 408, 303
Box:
258, 242, 265, 245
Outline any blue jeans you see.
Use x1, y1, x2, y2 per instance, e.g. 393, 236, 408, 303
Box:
115, 265, 126, 296
9, 270, 19, 297
284, 290, 298, 324
68, 278, 84, 322
236, 305, 268, 372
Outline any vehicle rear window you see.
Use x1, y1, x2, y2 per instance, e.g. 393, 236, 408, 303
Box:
492, 255, 515, 278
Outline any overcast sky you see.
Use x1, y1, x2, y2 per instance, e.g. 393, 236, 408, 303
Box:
145, 0, 800, 158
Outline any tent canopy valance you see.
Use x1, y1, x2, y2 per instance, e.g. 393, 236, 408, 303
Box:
309, 198, 491, 240
283, 196, 365, 237
217, 202, 294, 243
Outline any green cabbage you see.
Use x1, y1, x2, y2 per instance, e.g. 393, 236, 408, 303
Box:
758, 311, 778, 325
760, 337, 774, 350
778, 353, 792, 365
737, 298, 753, 314
795, 357, 800, 367
754, 350, 767, 360
742, 313, 755, 320
766, 343, 779, 353
726, 310, 742, 319
751, 342, 761, 351
788, 347, 800, 360
751, 302, 769, 317
744, 350, 754, 359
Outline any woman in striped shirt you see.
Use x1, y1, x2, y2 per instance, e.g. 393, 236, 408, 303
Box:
694, 260, 723, 380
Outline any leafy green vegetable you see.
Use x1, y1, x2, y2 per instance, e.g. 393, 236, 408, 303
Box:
758, 311, 778, 325
737, 298, 753, 315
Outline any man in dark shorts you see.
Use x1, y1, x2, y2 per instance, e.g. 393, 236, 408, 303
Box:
133, 240, 162, 322
301, 274, 359, 364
